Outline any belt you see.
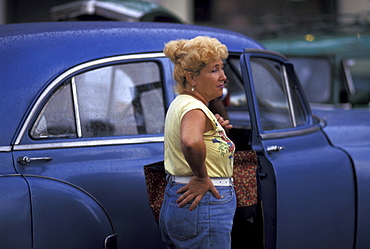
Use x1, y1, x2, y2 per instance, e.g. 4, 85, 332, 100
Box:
170, 175, 233, 187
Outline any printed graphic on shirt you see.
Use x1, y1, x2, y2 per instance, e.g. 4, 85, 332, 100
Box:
211, 119, 235, 165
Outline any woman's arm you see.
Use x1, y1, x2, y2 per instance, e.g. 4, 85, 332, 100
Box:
176, 109, 220, 211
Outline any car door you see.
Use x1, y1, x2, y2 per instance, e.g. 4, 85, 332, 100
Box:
12, 53, 172, 249
240, 50, 356, 249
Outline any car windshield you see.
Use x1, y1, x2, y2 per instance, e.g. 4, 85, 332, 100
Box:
288, 57, 331, 104
343, 57, 370, 94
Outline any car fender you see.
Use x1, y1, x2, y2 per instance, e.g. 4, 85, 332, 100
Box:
24, 175, 116, 249
0, 175, 32, 248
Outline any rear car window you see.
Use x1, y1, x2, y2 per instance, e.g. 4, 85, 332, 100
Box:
31, 61, 165, 139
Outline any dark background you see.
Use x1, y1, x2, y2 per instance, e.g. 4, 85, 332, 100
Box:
3, 0, 339, 39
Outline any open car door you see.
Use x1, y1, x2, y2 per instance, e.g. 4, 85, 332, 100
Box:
240, 49, 356, 248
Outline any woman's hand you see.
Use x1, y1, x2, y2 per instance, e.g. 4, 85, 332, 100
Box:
176, 176, 220, 211
215, 113, 233, 130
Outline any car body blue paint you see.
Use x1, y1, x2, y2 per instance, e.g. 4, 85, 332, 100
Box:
314, 108, 370, 247
0, 176, 32, 248
26, 175, 115, 249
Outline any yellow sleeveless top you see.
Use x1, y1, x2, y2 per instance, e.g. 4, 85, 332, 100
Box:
164, 95, 235, 177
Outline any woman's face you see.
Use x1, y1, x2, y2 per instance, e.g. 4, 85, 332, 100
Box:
193, 58, 227, 102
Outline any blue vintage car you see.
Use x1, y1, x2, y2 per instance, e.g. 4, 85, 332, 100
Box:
0, 21, 368, 249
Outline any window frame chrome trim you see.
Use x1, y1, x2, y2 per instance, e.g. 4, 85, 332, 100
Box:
282, 65, 297, 127
15, 52, 166, 145
13, 136, 164, 151
260, 125, 320, 140
71, 77, 82, 138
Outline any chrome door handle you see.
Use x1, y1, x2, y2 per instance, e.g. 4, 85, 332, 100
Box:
266, 145, 285, 153
17, 156, 53, 165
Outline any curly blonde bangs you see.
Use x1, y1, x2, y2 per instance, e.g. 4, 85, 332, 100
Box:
163, 36, 228, 93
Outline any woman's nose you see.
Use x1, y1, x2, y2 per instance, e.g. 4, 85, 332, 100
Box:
221, 70, 227, 81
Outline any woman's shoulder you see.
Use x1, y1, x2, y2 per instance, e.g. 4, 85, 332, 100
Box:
168, 95, 206, 117
172, 94, 203, 107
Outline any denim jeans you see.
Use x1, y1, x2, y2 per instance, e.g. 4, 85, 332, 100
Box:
159, 181, 236, 249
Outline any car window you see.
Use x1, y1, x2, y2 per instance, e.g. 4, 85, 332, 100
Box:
227, 58, 247, 108
250, 57, 307, 131
288, 57, 331, 104
31, 61, 165, 139
343, 57, 370, 98
223, 57, 251, 129
32, 83, 76, 138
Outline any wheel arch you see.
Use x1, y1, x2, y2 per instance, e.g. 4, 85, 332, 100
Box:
24, 174, 117, 249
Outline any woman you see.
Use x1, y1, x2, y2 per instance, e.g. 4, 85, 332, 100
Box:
159, 36, 236, 249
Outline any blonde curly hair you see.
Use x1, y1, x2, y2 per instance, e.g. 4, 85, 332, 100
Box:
163, 36, 228, 93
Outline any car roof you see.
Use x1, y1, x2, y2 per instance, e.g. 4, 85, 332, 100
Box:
0, 21, 264, 145
0, 21, 262, 53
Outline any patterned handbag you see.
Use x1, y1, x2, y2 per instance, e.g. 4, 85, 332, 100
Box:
143, 150, 258, 222
232, 150, 258, 207
143, 161, 167, 222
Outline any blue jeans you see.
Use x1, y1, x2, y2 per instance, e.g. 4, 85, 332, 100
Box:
159, 182, 236, 249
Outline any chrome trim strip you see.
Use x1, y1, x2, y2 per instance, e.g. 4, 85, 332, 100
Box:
71, 77, 82, 138
0, 146, 12, 152
282, 65, 297, 127
104, 233, 117, 249
15, 52, 166, 145
260, 125, 320, 140
343, 60, 356, 95
13, 136, 164, 151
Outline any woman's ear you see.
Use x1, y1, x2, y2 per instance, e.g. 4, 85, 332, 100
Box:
185, 71, 196, 85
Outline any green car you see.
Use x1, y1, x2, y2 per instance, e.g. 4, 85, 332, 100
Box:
262, 29, 370, 108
